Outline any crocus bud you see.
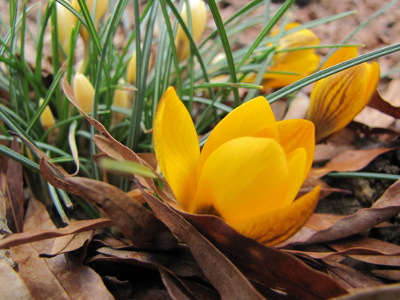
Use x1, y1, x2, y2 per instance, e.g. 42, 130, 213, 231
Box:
72, 0, 109, 43
73, 73, 95, 114
39, 98, 56, 131
306, 47, 380, 142
126, 52, 137, 85
175, 0, 207, 61
112, 79, 130, 124
55, 1, 78, 57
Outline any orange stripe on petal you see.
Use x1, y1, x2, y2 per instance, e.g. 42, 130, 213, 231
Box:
153, 87, 200, 209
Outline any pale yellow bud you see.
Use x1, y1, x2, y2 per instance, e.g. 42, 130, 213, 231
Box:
112, 79, 130, 124
55, 1, 78, 57
126, 52, 137, 85
73, 73, 95, 114
74, 0, 109, 42
175, 0, 207, 61
126, 51, 153, 85
39, 98, 56, 131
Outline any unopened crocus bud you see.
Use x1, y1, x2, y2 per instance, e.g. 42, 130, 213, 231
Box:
306, 47, 380, 142
39, 98, 56, 131
112, 79, 130, 124
55, 1, 78, 57
73, 73, 95, 114
126, 51, 153, 85
175, 0, 207, 61
72, 0, 109, 43
126, 52, 137, 85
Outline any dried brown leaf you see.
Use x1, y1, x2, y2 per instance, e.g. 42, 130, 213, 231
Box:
369, 90, 400, 119
0, 218, 111, 249
96, 247, 204, 279
159, 268, 198, 300
141, 190, 265, 300
11, 198, 114, 300
0, 259, 32, 299
322, 259, 384, 290
310, 147, 395, 178
330, 282, 400, 300
4, 138, 24, 233
280, 180, 400, 246
40, 158, 173, 246
40, 230, 94, 258
181, 210, 348, 300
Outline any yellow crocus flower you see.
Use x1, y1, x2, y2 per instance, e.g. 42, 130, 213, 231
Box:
55, 1, 78, 57
112, 79, 130, 124
39, 98, 56, 131
153, 87, 320, 246
175, 0, 208, 61
306, 47, 380, 142
71, 0, 109, 43
246, 23, 320, 90
73, 73, 95, 114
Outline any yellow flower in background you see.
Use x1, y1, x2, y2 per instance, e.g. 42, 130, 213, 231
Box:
54, 1, 78, 57
246, 23, 320, 90
153, 87, 320, 246
306, 47, 380, 142
175, 0, 208, 61
73, 73, 95, 114
127, 52, 137, 85
39, 98, 56, 131
112, 79, 130, 124
71, 0, 109, 43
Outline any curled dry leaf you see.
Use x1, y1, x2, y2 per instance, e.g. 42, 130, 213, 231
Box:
0, 218, 111, 249
40, 158, 174, 246
141, 188, 348, 300
309, 147, 395, 178
10, 198, 114, 300
280, 180, 400, 247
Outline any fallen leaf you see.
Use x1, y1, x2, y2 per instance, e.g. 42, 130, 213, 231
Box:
40, 230, 94, 258
141, 190, 266, 300
309, 147, 395, 178
330, 282, 400, 300
0, 218, 111, 249
96, 246, 205, 279
10, 198, 114, 300
40, 158, 174, 246
0, 259, 32, 299
369, 90, 400, 119
4, 138, 24, 233
322, 259, 384, 290
280, 179, 400, 247
141, 187, 349, 300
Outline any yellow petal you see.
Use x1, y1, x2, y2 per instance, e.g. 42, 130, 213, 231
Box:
73, 73, 95, 114
246, 27, 320, 90
230, 185, 321, 246
283, 147, 307, 206
321, 47, 358, 70
153, 87, 200, 209
307, 61, 380, 141
276, 119, 315, 174
197, 97, 279, 177
39, 98, 56, 131
193, 137, 290, 222
112, 79, 130, 124
55, 2, 77, 56
126, 52, 137, 85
